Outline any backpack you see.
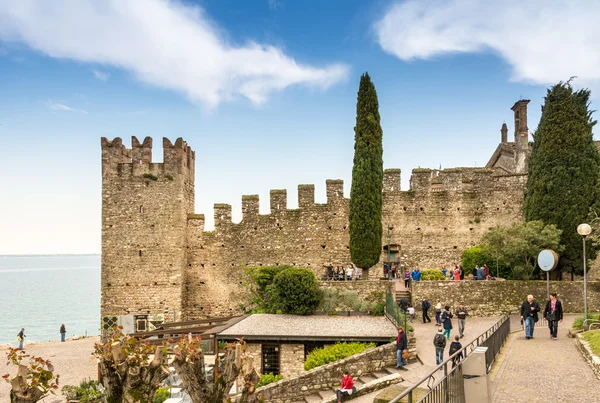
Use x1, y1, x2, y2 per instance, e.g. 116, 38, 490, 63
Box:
449, 341, 461, 355
434, 333, 446, 347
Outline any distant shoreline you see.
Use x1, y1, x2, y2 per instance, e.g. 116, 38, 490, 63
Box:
0, 254, 100, 257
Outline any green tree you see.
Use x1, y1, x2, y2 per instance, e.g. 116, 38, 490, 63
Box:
271, 267, 322, 315
481, 221, 563, 280
349, 73, 384, 278
524, 82, 600, 278
462, 246, 511, 279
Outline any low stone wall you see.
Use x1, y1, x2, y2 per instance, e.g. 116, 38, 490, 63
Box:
576, 333, 600, 379
413, 280, 600, 316
319, 279, 391, 299
255, 341, 410, 403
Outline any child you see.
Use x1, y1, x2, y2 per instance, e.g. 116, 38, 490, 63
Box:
407, 305, 415, 322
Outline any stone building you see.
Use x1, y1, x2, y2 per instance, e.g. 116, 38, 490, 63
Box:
101, 100, 532, 322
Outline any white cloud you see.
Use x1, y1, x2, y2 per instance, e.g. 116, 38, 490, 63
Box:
45, 101, 88, 114
375, 0, 600, 92
92, 69, 110, 81
0, 0, 348, 107
268, 0, 282, 10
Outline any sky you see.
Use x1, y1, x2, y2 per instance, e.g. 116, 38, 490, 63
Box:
0, 0, 599, 254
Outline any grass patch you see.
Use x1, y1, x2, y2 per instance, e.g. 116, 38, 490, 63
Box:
304, 342, 375, 371
573, 314, 600, 330
582, 330, 600, 357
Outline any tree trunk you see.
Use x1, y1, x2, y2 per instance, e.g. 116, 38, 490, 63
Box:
9, 365, 46, 403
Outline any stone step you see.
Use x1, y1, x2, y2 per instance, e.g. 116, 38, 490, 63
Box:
372, 371, 389, 379
304, 393, 323, 403
357, 374, 377, 384
318, 388, 336, 399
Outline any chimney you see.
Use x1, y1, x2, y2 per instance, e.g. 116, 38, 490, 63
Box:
501, 123, 508, 143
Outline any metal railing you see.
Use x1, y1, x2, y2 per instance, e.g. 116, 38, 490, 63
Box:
389, 314, 511, 403
386, 291, 409, 329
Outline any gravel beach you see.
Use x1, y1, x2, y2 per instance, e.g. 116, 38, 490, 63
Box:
0, 337, 99, 403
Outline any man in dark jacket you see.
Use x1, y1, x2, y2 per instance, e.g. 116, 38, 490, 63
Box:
520, 294, 541, 339
543, 292, 564, 340
448, 335, 463, 368
421, 297, 432, 323
396, 326, 408, 370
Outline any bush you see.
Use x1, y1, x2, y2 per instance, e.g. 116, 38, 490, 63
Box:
256, 373, 284, 387
304, 342, 375, 370
462, 246, 511, 279
61, 379, 104, 403
420, 269, 446, 281
152, 387, 170, 403
271, 267, 322, 315
573, 314, 600, 330
372, 302, 385, 316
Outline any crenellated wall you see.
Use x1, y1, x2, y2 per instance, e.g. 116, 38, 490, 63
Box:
101, 137, 528, 321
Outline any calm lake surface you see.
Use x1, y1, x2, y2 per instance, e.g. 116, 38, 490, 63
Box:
0, 255, 100, 345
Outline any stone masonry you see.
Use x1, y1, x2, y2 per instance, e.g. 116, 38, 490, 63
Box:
101, 100, 541, 321
413, 280, 600, 316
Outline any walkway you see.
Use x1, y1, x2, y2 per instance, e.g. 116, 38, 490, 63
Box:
491, 315, 600, 403
350, 316, 500, 403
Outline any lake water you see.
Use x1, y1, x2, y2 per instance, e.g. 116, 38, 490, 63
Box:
0, 255, 100, 345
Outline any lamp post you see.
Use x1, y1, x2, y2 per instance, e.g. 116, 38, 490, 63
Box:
577, 223, 592, 319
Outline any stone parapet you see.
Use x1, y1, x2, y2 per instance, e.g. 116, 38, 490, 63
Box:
413, 280, 600, 316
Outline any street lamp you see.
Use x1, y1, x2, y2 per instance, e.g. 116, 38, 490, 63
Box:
577, 223, 592, 319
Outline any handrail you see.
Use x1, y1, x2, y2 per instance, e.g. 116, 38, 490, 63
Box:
388, 314, 510, 403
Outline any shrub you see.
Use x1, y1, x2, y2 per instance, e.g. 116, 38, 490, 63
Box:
143, 173, 158, 181
372, 302, 385, 316
256, 373, 284, 388
420, 269, 446, 281
462, 246, 511, 279
304, 342, 375, 370
61, 379, 105, 403
271, 267, 322, 315
152, 387, 170, 403
573, 314, 600, 330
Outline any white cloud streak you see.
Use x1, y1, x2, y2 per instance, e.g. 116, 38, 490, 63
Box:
92, 69, 110, 81
375, 0, 600, 92
45, 101, 88, 114
0, 0, 349, 107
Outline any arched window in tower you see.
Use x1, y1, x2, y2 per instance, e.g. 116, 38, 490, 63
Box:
140, 205, 144, 213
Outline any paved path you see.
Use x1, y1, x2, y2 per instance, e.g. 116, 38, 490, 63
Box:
350, 316, 500, 403
491, 315, 600, 403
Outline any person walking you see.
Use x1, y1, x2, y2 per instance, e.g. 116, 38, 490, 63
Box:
396, 326, 409, 370
421, 297, 432, 323
543, 292, 564, 340
448, 335, 463, 368
435, 302, 442, 326
60, 323, 66, 342
520, 294, 541, 339
441, 305, 453, 339
404, 269, 410, 288
336, 371, 356, 403
17, 328, 25, 350
455, 304, 468, 338
407, 305, 415, 322
433, 327, 447, 365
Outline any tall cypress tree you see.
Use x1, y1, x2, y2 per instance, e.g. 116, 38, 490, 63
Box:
524, 82, 600, 278
349, 73, 383, 276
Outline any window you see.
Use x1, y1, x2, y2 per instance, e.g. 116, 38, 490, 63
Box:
262, 344, 280, 375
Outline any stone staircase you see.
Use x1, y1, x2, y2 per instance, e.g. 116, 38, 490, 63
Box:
302, 362, 421, 403
395, 289, 411, 303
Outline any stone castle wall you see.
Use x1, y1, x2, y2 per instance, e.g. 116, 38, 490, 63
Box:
413, 280, 600, 316
101, 137, 527, 321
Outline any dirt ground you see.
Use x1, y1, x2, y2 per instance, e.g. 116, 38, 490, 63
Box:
0, 337, 99, 403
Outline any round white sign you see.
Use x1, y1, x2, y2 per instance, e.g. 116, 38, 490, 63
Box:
537, 249, 558, 272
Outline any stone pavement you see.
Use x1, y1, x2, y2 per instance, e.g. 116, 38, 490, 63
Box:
491, 315, 600, 403
349, 316, 500, 403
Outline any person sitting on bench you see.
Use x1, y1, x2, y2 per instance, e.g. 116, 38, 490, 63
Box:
336, 370, 356, 402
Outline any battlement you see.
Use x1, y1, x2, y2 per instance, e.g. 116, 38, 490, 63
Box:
101, 136, 195, 179
408, 167, 499, 193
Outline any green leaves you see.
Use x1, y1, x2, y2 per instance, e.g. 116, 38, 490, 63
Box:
349, 72, 384, 270
270, 267, 322, 315
524, 82, 600, 276
303, 342, 375, 371
256, 373, 283, 388
480, 221, 563, 279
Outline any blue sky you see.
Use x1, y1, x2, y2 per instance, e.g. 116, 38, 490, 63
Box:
0, 0, 598, 254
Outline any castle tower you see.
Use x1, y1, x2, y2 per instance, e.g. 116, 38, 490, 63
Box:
101, 136, 195, 322
511, 99, 530, 173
